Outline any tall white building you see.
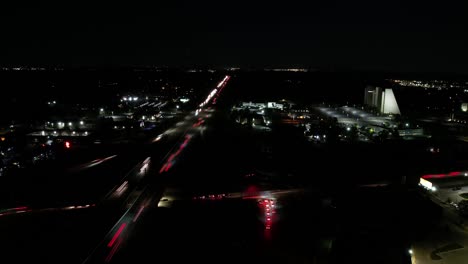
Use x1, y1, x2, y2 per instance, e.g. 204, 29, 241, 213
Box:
364, 86, 401, 115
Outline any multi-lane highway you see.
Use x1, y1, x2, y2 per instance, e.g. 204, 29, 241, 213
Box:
0, 76, 232, 264
0, 74, 335, 264
81, 75, 233, 263
87, 73, 335, 263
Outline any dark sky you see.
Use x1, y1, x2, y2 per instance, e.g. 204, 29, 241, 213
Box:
1, 1, 467, 72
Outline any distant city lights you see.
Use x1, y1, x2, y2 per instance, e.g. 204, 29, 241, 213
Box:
390, 79, 467, 89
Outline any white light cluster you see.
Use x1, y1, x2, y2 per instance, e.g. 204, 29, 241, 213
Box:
217, 75, 229, 88
122, 96, 139, 101
199, 88, 218, 108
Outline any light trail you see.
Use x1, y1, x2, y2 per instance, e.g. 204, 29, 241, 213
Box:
69, 155, 118, 172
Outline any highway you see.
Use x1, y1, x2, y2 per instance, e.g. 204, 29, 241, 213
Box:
0, 76, 232, 264
0, 74, 337, 264
80, 75, 232, 263
90, 74, 337, 264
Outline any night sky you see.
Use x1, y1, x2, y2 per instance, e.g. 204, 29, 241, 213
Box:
1, 1, 467, 73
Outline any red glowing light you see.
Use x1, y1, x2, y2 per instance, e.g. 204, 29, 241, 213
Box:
167, 154, 177, 162
65, 141, 71, 149
422, 172, 462, 179
105, 238, 122, 263
11, 206, 28, 211
159, 164, 168, 174
108, 223, 127, 248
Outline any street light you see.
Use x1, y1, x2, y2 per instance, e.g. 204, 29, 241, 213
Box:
80, 121, 84, 125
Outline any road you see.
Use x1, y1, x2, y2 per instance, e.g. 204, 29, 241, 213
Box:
80, 75, 232, 263
90, 75, 337, 264
0, 76, 232, 264
0, 74, 339, 264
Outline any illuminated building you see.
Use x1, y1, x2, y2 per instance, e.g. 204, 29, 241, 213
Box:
419, 171, 468, 193
364, 86, 401, 115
